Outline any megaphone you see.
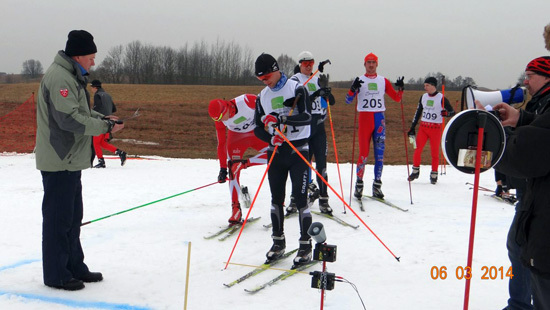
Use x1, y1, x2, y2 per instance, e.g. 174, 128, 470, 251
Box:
308, 222, 327, 244
462, 85, 527, 110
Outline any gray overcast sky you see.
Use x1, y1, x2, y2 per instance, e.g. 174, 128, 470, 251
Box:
2, 0, 549, 89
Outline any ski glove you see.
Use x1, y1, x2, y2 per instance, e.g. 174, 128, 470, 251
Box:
271, 135, 284, 146
395, 76, 405, 91
218, 168, 228, 183
441, 109, 454, 117
311, 87, 331, 100
350, 77, 364, 94
318, 74, 329, 88
407, 128, 415, 137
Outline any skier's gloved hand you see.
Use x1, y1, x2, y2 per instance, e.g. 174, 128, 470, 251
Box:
441, 109, 454, 117
350, 77, 364, 94
407, 128, 415, 137
271, 135, 284, 146
261, 113, 280, 135
311, 87, 331, 100
218, 168, 228, 183
318, 74, 329, 88
395, 76, 405, 91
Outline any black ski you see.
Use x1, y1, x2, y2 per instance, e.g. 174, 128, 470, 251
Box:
223, 248, 299, 288
244, 261, 318, 293
364, 195, 409, 212
311, 210, 359, 229
203, 217, 261, 240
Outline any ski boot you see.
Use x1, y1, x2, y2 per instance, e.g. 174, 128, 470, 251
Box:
228, 202, 242, 224
292, 239, 312, 269
93, 158, 106, 168
353, 180, 364, 199
430, 171, 438, 184
241, 185, 251, 208
319, 196, 333, 216
372, 180, 384, 199
266, 235, 286, 263
116, 149, 127, 166
408, 166, 420, 181
286, 196, 297, 215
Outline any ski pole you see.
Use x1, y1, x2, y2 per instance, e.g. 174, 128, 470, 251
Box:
274, 127, 401, 262
81, 181, 220, 226
463, 113, 487, 310
399, 99, 414, 204
348, 99, 359, 208
440, 77, 447, 175
326, 99, 346, 213
303, 59, 331, 86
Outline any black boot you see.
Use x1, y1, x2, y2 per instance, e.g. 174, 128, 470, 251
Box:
292, 239, 312, 269
408, 166, 420, 181
116, 149, 127, 166
372, 180, 384, 199
319, 197, 333, 215
266, 234, 286, 263
354, 180, 364, 199
93, 158, 106, 168
430, 171, 438, 184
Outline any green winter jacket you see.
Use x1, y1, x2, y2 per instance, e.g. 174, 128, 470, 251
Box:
36, 51, 108, 172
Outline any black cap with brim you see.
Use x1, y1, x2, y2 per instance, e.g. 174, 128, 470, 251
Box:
255, 53, 279, 76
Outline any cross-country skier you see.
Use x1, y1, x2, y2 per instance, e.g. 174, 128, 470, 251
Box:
90, 79, 127, 168
407, 77, 454, 184
253, 53, 313, 268
290, 51, 335, 215
345, 52, 404, 199
208, 94, 268, 224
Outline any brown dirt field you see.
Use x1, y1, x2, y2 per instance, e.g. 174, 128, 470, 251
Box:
0, 82, 464, 164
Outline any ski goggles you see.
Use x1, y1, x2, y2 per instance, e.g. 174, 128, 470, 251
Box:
300, 60, 314, 67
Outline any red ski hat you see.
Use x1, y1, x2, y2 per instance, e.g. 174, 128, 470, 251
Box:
364, 53, 378, 63
208, 99, 230, 121
526, 56, 550, 78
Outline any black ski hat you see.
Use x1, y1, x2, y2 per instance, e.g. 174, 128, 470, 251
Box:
65, 30, 97, 57
91, 79, 102, 88
424, 77, 437, 87
255, 53, 279, 76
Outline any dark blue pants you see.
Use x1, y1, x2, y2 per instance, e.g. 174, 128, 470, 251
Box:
41, 170, 89, 286
507, 189, 533, 310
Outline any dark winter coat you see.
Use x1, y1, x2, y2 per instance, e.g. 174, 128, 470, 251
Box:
495, 82, 550, 277
93, 88, 116, 115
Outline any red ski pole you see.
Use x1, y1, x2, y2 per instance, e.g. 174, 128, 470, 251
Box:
463, 113, 487, 310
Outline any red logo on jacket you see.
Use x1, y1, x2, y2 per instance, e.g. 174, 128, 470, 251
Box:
60, 89, 69, 97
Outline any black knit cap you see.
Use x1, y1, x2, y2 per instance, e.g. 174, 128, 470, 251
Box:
65, 30, 97, 57
424, 77, 437, 87
91, 79, 102, 88
255, 53, 279, 76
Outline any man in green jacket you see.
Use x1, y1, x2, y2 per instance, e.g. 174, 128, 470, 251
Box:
36, 30, 123, 291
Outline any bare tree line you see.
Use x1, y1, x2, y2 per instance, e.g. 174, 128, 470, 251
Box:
92, 39, 258, 85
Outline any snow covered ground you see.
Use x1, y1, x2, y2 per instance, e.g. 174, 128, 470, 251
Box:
0, 154, 516, 309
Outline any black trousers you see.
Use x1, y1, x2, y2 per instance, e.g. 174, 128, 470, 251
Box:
309, 117, 328, 197
268, 144, 312, 241
41, 170, 89, 286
